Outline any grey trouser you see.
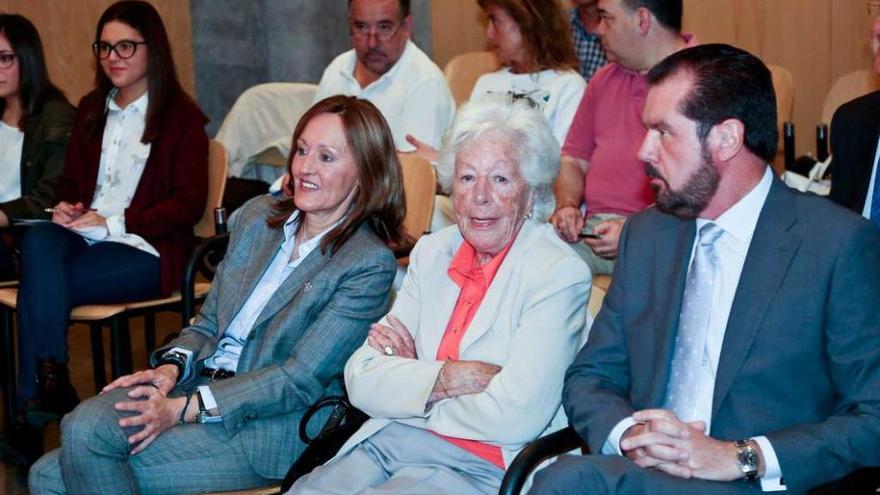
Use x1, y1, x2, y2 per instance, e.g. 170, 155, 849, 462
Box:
289, 422, 504, 495
28, 386, 276, 495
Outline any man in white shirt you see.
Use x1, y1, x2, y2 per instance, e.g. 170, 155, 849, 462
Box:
313, 0, 455, 151
531, 44, 880, 494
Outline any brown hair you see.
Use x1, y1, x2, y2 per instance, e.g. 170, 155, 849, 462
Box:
478, 0, 578, 72
85, 0, 192, 143
268, 95, 407, 253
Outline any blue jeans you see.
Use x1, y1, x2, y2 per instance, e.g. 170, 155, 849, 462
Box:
16, 223, 161, 405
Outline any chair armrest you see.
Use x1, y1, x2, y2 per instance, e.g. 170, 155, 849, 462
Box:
499, 426, 586, 495
182, 233, 230, 326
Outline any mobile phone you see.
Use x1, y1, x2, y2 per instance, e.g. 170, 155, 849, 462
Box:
579, 232, 601, 239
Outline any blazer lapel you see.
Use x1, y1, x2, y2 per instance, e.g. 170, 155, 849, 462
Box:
458, 221, 535, 353
712, 179, 801, 416
224, 224, 285, 327
648, 218, 695, 406
250, 239, 334, 332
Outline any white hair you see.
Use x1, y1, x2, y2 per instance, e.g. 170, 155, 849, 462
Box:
436, 95, 560, 221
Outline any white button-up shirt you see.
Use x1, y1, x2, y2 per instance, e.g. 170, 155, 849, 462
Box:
0, 121, 23, 203
313, 40, 455, 151
83, 90, 157, 256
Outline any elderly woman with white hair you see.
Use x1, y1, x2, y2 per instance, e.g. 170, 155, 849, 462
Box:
288, 96, 591, 495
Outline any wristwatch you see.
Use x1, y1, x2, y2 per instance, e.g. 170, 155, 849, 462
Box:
734, 439, 760, 481
157, 349, 188, 379
196, 391, 222, 424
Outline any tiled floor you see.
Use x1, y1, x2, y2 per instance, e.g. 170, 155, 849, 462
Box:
1, 313, 181, 494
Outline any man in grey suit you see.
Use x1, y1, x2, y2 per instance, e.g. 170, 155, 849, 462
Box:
531, 44, 880, 494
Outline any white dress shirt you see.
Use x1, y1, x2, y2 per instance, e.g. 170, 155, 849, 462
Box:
84, 90, 158, 256
861, 134, 880, 219
603, 168, 786, 491
180, 212, 336, 415
0, 120, 24, 203
313, 40, 455, 151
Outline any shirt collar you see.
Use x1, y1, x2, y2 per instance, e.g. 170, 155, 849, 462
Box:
697, 166, 773, 245
106, 88, 149, 114
447, 239, 514, 289
282, 210, 342, 260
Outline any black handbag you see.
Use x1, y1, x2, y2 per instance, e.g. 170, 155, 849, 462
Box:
280, 395, 369, 492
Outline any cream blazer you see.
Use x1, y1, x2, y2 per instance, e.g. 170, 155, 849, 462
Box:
336, 221, 591, 467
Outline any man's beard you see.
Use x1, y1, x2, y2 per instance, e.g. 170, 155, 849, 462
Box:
646, 145, 720, 220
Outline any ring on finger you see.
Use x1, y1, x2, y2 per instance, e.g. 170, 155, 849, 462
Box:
383, 345, 395, 356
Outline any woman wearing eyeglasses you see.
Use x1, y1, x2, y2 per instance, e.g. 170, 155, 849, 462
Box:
13, 0, 208, 425
0, 14, 75, 281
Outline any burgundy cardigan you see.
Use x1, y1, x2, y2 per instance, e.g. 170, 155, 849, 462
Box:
54, 90, 209, 296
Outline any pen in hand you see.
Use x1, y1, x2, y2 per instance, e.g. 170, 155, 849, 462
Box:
44, 207, 97, 213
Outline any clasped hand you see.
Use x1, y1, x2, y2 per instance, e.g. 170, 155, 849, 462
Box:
619, 409, 746, 482
102, 365, 188, 454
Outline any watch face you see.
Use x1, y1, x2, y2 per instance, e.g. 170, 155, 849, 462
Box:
736, 441, 760, 479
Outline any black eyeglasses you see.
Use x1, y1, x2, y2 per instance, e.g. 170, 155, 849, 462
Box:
350, 22, 400, 42
0, 51, 16, 69
92, 40, 146, 60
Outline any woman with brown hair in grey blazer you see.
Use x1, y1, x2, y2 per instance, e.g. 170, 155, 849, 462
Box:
29, 94, 406, 495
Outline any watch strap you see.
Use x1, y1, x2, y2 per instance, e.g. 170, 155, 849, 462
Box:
157, 350, 187, 380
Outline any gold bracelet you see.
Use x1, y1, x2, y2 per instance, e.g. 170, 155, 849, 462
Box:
438, 361, 450, 396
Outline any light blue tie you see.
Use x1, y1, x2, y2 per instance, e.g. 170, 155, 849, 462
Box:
663, 222, 724, 422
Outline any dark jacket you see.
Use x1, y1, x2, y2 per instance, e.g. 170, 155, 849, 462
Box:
54, 89, 209, 295
0, 92, 75, 221
829, 89, 880, 213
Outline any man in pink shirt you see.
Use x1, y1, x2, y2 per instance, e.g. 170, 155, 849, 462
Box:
551, 0, 695, 275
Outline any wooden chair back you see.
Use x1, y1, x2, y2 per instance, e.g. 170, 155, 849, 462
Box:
194, 140, 229, 238
821, 69, 880, 125
443, 51, 499, 107
768, 64, 794, 176
398, 154, 436, 243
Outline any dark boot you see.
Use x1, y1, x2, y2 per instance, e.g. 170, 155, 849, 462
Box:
24, 359, 79, 425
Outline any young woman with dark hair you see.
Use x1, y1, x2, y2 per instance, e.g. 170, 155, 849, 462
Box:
14, 0, 209, 423
0, 14, 75, 280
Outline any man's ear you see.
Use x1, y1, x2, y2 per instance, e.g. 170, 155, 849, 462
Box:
707, 119, 745, 162
636, 7, 652, 36
400, 14, 414, 36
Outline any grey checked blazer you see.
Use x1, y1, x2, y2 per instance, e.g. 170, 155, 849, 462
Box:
151, 195, 397, 479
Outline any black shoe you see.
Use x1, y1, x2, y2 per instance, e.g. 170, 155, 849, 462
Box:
29, 359, 80, 420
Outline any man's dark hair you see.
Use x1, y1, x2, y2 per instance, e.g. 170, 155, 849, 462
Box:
347, 0, 411, 18
622, 0, 682, 31
648, 43, 778, 163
